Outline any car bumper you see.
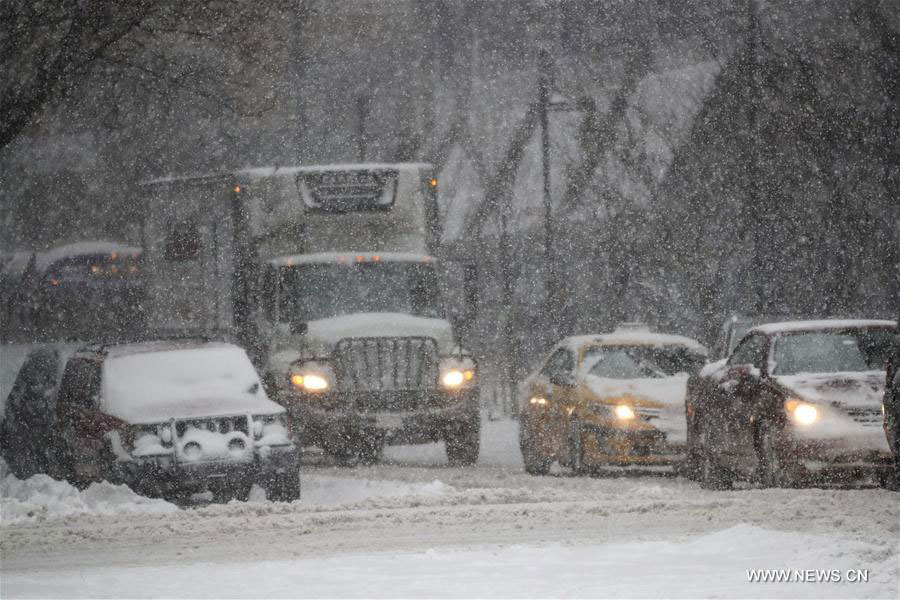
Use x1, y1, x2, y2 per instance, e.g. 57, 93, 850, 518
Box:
580, 422, 681, 466
779, 428, 893, 471
115, 444, 299, 494
282, 388, 479, 446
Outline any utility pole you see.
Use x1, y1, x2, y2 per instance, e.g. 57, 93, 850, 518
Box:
356, 96, 368, 162
538, 47, 555, 334
746, 0, 765, 315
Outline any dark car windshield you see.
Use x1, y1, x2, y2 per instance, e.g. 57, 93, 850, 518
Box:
584, 345, 705, 379
771, 328, 896, 376
278, 261, 444, 322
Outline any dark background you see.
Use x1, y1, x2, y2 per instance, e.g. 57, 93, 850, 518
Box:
2, 0, 898, 385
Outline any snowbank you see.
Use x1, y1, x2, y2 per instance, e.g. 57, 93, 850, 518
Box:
0, 462, 177, 525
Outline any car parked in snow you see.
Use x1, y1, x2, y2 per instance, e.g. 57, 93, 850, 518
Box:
517, 324, 708, 474
2, 339, 300, 502
688, 319, 897, 489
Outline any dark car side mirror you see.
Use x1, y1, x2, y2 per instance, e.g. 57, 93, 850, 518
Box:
726, 364, 762, 387
549, 372, 576, 387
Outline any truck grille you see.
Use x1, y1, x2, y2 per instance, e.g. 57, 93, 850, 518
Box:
174, 415, 250, 438
844, 407, 882, 428
333, 337, 439, 392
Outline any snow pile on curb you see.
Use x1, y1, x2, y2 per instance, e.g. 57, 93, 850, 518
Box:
301, 474, 454, 507
1, 464, 177, 525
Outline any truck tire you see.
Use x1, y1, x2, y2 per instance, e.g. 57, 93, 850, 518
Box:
445, 420, 479, 466
266, 470, 301, 502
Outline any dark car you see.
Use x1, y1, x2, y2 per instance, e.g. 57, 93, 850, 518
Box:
687, 319, 896, 489
883, 328, 900, 488
30, 241, 145, 338
1, 340, 300, 502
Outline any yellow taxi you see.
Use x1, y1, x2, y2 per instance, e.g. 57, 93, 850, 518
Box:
518, 324, 707, 474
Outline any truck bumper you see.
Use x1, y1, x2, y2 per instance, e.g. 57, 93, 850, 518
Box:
283, 389, 479, 447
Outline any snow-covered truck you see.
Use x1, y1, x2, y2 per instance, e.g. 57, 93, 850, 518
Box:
140, 163, 480, 464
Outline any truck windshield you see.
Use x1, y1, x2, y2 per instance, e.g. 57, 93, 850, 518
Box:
278, 262, 444, 322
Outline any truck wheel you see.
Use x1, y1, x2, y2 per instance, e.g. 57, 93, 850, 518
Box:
266, 470, 301, 502
519, 423, 551, 475
445, 420, 479, 466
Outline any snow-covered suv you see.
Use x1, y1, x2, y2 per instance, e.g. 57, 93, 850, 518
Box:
4, 339, 300, 502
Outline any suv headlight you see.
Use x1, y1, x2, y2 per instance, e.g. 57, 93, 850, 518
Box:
288, 360, 335, 393
439, 357, 476, 389
252, 413, 291, 445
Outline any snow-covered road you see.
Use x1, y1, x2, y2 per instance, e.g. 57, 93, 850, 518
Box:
2, 418, 898, 598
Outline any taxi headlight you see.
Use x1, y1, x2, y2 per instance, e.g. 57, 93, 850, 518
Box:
614, 405, 636, 421
786, 399, 818, 426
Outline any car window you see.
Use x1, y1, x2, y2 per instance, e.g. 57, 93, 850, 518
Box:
58, 358, 101, 411
728, 334, 767, 369
539, 348, 574, 379
585, 349, 655, 379
771, 330, 887, 375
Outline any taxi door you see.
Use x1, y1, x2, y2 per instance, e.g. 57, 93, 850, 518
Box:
533, 347, 579, 461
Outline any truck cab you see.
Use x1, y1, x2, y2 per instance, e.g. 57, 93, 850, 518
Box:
140, 163, 480, 465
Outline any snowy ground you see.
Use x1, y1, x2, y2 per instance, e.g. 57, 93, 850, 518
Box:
1, 344, 899, 598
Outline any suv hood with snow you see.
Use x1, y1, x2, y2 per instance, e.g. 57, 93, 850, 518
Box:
774, 371, 885, 409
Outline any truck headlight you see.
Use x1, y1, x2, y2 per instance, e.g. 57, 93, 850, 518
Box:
291, 373, 329, 391
442, 370, 465, 388
786, 399, 819, 426
439, 357, 476, 389
288, 361, 334, 393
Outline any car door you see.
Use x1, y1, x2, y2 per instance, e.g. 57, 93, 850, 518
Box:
713, 333, 769, 475
56, 357, 105, 481
536, 347, 578, 460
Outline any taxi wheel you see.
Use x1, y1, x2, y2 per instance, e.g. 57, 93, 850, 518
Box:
520, 424, 550, 475
568, 419, 588, 475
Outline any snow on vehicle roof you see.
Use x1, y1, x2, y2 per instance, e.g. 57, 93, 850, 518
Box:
267, 251, 436, 267
749, 319, 897, 335
143, 162, 432, 184
237, 162, 432, 178
563, 328, 707, 354
36, 241, 140, 272
100, 343, 283, 423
